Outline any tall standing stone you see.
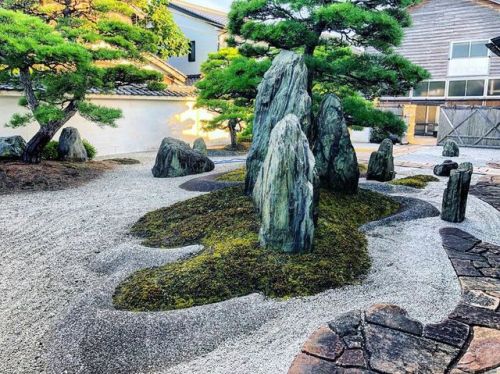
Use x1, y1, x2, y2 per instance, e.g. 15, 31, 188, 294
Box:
253, 114, 316, 253
313, 94, 359, 193
442, 140, 460, 157
58, 127, 88, 162
441, 162, 473, 223
245, 50, 311, 195
367, 139, 395, 182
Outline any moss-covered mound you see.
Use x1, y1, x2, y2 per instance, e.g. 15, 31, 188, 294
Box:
390, 174, 439, 189
113, 186, 399, 311
215, 167, 246, 182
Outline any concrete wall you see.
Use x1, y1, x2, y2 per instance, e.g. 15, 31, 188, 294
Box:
0, 93, 229, 156
167, 10, 221, 76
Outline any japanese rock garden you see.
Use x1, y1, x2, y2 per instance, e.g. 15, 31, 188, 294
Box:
1, 0, 499, 373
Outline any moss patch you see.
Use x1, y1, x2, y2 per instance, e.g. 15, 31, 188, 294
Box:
114, 186, 399, 311
390, 174, 439, 189
215, 167, 246, 182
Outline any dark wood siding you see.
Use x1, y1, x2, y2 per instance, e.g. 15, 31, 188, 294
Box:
396, 0, 500, 79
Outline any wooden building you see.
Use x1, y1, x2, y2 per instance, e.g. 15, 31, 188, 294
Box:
380, 0, 500, 137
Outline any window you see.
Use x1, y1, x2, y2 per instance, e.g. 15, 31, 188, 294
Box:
413, 81, 445, 97
451, 41, 489, 59
188, 41, 196, 62
488, 79, 500, 96
448, 80, 485, 97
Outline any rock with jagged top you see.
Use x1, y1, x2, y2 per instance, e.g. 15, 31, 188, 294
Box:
313, 94, 359, 193
434, 160, 459, 177
58, 127, 87, 162
192, 137, 208, 156
367, 139, 395, 182
253, 114, 316, 253
442, 140, 460, 157
152, 137, 214, 178
441, 162, 473, 223
245, 50, 311, 195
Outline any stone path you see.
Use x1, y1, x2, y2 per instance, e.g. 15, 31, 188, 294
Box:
288, 228, 500, 373
470, 176, 500, 211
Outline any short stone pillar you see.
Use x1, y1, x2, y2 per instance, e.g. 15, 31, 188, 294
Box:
441, 162, 473, 223
366, 139, 395, 182
442, 140, 460, 157
58, 127, 88, 162
253, 114, 315, 253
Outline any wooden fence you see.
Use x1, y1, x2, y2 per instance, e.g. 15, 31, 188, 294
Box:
437, 106, 500, 148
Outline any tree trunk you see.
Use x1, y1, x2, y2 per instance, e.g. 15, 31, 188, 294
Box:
22, 102, 78, 164
229, 119, 238, 150
21, 125, 59, 164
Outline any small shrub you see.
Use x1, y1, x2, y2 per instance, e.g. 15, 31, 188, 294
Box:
390, 174, 439, 189
83, 139, 97, 160
42, 141, 59, 160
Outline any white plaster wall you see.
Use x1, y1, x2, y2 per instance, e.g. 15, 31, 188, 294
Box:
0, 93, 229, 156
350, 128, 371, 143
167, 10, 221, 76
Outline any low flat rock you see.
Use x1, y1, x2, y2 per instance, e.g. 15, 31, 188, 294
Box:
152, 137, 214, 178
423, 319, 470, 348
288, 353, 340, 374
302, 326, 345, 361
449, 303, 500, 329
365, 324, 459, 373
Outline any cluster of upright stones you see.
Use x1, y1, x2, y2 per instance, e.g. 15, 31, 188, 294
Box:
253, 115, 316, 253
289, 228, 500, 374
244, 50, 311, 195
313, 94, 359, 194
441, 162, 473, 223
58, 127, 88, 162
366, 139, 395, 182
152, 137, 214, 178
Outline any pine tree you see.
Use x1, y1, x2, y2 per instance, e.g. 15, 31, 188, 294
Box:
195, 48, 270, 149
0, 1, 188, 163
228, 0, 430, 138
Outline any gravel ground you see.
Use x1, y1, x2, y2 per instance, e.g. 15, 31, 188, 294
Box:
1, 151, 499, 374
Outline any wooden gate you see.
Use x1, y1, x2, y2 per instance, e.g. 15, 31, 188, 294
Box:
437, 106, 500, 148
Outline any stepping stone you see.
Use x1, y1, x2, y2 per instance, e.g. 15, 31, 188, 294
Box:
365, 304, 423, 336
337, 349, 367, 368
423, 319, 470, 348
450, 258, 482, 277
288, 353, 339, 374
449, 303, 500, 329
365, 324, 459, 373
460, 277, 500, 292
455, 327, 500, 373
301, 326, 345, 361
463, 290, 500, 310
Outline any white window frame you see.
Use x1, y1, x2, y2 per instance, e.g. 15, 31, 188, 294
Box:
409, 80, 446, 99
449, 40, 491, 60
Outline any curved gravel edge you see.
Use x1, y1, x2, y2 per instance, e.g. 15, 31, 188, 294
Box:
45, 194, 446, 373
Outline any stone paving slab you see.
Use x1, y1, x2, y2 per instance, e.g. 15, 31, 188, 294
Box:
289, 228, 500, 374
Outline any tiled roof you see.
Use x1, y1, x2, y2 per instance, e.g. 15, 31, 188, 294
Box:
0, 83, 197, 98
168, 0, 228, 28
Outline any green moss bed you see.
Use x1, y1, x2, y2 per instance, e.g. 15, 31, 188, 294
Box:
390, 174, 439, 189
113, 185, 399, 312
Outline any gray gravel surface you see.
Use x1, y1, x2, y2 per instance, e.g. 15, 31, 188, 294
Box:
1, 153, 499, 374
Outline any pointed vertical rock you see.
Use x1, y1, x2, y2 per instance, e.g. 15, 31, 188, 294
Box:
367, 139, 395, 182
253, 114, 316, 253
313, 94, 359, 193
245, 50, 311, 195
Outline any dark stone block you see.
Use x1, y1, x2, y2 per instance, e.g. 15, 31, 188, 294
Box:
480, 267, 500, 278
343, 333, 364, 349
365, 324, 459, 373
445, 249, 484, 261
472, 260, 490, 269
449, 303, 500, 329
450, 258, 482, 276
441, 165, 473, 223
441, 233, 480, 252
423, 319, 470, 348
365, 304, 423, 336
434, 160, 459, 177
